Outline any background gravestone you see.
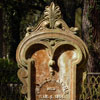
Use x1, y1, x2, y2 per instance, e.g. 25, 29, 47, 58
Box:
16, 2, 89, 100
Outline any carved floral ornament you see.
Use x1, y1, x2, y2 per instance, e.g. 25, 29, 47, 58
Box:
16, 2, 89, 100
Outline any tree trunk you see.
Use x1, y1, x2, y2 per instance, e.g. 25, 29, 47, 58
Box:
0, 0, 3, 58
82, 0, 100, 72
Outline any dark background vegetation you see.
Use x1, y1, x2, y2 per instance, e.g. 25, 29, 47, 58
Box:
0, 0, 100, 82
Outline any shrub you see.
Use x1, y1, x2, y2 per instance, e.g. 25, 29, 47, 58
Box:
0, 58, 19, 83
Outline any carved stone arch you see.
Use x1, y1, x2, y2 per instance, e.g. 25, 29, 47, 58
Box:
53, 43, 81, 65
16, 35, 52, 68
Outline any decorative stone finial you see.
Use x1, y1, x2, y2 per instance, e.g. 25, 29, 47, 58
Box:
44, 2, 61, 29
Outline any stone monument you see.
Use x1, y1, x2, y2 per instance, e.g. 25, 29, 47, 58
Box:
16, 2, 89, 100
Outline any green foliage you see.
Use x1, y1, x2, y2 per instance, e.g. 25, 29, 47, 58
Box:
0, 2, 3, 8
87, 27, 93, 50
2, 0, 81, 60
0, 58, 19, 83
2, 0, 48, 60
20, 9, 41, 39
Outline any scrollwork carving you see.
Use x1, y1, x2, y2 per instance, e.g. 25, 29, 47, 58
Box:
41, 38, 65, 47
17, 67, 28, 94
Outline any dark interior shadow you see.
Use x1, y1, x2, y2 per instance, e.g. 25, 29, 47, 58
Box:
31, 60, 36, 100
25, 44, 47, 59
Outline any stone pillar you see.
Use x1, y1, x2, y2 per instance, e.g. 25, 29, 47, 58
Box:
16, 2, 89, 100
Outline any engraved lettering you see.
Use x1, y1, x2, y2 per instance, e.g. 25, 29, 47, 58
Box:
38, 94, 66, 99
50, 95, 53, 99
36, 79, 69, 99
39, 94, 48, 99
47, 87, 56, 91
55, 94, 64, 99
43, 94, 48, 98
